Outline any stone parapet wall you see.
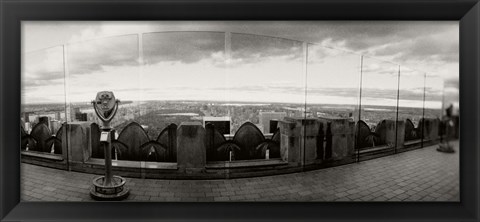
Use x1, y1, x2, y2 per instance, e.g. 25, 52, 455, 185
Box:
317, 117, 355, 161
21, 118, 441, 179
177, 122, 206, 174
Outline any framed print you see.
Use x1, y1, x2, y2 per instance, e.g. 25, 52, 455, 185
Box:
1, 0, 479, 221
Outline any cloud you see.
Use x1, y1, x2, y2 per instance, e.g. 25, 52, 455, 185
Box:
22, 46, 67, 97
143, 32, 304, 67
67, 34, 139, 75
373, 34, 458, 64
23, 71, 64, 83
444, 77, 459, 89
22, 78, 64, 89
230, 33, 303, 64
143, 32, 225, 65
67, 31, 227, 76
361, 58, 399, 76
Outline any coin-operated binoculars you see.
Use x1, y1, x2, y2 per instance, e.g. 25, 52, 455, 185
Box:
90, 91, 129, 200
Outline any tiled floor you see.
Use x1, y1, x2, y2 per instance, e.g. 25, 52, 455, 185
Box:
21, 141, 459, 202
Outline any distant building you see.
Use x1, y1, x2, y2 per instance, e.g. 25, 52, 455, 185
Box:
71, 107, 81, 120
23, 112, 33, 123
203, 116, 231, 135
86, 112, 95, 122
75, 113, 88, 122
38, 116, 50, 127
24, 122, 31, 134
305, 111, 314, 118
49, 120, 61, 135
259, 112, 286, 133
269, 120, 279, 134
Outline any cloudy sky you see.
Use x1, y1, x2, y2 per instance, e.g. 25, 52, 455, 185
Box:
21, 21, 458, 109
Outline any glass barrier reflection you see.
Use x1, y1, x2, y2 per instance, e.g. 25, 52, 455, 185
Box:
397, 67, 425, 150
358, 56, 399, 160
306, 44, 360, 163
20, 30, 455, 178
422, 74, 444, 145
66, 35, 143, 169
227, 33, 304, 161
143, 32, 226, 163
21, 46, 67, 159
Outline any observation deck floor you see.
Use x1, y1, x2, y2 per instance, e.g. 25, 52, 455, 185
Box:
21, 141, 459, 202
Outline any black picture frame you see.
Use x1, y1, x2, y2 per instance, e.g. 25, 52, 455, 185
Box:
1, 0, 479, 221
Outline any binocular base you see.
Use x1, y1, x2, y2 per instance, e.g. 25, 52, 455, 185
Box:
90, 175, 129, 201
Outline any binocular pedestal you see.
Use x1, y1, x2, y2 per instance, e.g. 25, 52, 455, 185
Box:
90, 129, 129, 200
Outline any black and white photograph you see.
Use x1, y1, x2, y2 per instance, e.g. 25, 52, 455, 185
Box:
20, 21, 459, 202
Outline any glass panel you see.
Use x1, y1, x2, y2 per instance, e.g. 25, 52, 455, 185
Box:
424, 74, 444, 119
21, 46, 67, 156
66, 34, 142, 169
422, 74, 444, 144
398, 67, 424, 147
142, 31, 226, 162
306, 44, 360, 163
230, 33, 304, 133
306, 45, 360, 120
358, 56, 399, 158
226, 33, 304, 161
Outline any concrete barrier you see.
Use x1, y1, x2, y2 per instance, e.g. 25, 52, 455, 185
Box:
318, 117, 355, 161
176, 122, 206, 174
